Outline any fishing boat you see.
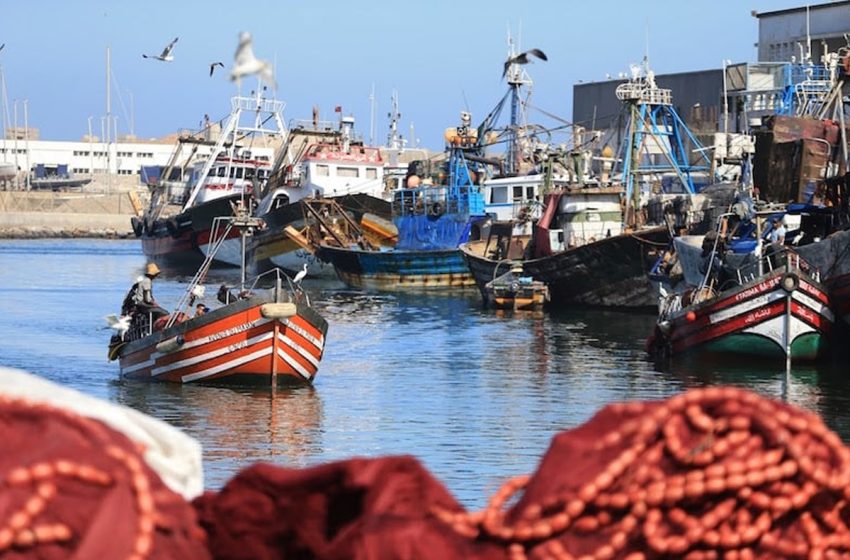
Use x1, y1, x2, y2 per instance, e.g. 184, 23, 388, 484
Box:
132, 93, 278, 270
247, 113, 392, 278
109, 204, 328, 385
28, 163, 92, 191
462, 185, 670, 308
483, 263, 549, 311
649, 245, 832, 363
316, 116, 488, 290
462, 59, 746, 310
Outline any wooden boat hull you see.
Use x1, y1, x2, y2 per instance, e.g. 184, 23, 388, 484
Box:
115, 294, 327, 385
653, 269, 832, 362
461, 226, 668, 309
317, 245, 474, 290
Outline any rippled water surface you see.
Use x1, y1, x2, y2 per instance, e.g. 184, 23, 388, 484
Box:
1, 239, 848, 507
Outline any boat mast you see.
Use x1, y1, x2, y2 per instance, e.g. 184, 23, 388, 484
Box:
505, 32, 532, 176
615, 59, 711, 227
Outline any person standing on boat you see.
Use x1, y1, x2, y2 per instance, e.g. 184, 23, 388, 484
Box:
769, 217, 786, 245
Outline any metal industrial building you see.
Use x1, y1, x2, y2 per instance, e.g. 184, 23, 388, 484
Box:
572, 1, 850, 146
755, 1, 850, 63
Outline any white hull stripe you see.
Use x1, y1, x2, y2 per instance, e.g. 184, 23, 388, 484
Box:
121, 318, 272, 375
283, 319, 324, 351
277, 332, 319, 368
709, 290, 831, 326
152, 331, 275, 377
121, 357, 156, 376
794, 290, 834, 322
180, 346, 273, 383
277, 348, 312, 379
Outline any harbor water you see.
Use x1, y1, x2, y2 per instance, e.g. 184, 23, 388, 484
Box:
1, 238, 849, 508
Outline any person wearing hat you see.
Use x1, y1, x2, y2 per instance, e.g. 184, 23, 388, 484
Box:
133, 262, 161, 310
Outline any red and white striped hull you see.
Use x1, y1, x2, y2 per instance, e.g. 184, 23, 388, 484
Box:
117, 296, 327, 385
654, 269, 833, 361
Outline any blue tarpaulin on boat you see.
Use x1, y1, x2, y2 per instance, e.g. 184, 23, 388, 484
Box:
394, 214, 472, 251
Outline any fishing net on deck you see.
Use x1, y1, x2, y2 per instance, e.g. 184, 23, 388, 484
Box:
195, 387, 850, 559
0, 395, 209, 559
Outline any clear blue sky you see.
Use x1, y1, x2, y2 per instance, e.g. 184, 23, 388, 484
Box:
0, 0, 809, 149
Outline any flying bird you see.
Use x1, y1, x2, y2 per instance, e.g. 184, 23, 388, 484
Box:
143, 37, 178, 62
230, 32, 276, 88
104, 314, 132, 339
0, 44, 4, 53
503, 48, 548, 78
292, 263, 308, 284
209, 61, 225, 77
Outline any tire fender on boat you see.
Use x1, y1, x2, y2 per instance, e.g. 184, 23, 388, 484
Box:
130, 216, 143, 237
428, 202, 444, 219
166, 218, 180, 238
780, 272, 799, 293
260, 302, 297, 319
156, 335, 185, 354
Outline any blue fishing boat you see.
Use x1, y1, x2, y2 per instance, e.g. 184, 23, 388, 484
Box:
317, 118, 487, 290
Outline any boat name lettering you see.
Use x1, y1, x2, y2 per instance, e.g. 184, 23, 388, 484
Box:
209, 319, 260, 342
734, 278, 778, 302
744, 308, 772, 324
228, 340, 249, 352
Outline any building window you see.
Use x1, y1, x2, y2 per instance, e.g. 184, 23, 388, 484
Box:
337, 166, 359, 178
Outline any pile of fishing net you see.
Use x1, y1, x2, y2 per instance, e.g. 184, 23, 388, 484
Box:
196, 386, 850, 559
3, 368, 850, 560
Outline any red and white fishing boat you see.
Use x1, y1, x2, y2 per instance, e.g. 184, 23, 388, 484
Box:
110, 209, 328, 385
649, 249, 832, 362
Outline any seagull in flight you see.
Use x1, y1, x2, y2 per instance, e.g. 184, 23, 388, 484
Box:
209, 61, 225, 77
503, 48, 548, 78
292, 263, 308, 284
143, 37, 178, 62
0, 44, 5, 53
230, 32, 276, 88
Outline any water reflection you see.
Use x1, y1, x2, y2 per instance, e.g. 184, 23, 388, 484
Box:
5, 239, 850, 507
110, 380, 323, 487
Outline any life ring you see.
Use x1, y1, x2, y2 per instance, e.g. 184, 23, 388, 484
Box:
166, 218, 180, 238
130, 216, 143, 237
428, 202, 444, 218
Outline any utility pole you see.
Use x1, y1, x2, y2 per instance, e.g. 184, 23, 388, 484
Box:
23, 99, 29, 190
13, 100, 18, 189
106, 46, 112, 193
87, 116, 94, 174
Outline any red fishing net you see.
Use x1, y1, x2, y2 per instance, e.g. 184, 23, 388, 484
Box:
0, 395, 209, 559
6, 387, 850, 559
196, 387, 850, 559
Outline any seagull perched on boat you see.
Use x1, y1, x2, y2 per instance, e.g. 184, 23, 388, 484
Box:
230, 32, 276, 88
143, 37, 178, 62
502, 48, 548, 78
292, 263, 308, 285
209, 61, 224, 77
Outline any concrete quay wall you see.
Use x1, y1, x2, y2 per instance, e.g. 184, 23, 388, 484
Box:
0, 188, 143, 238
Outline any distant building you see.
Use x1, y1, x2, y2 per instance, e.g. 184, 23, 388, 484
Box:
572, 69, 724, 152
573, 1, 850, 146
755, 1, 850, 63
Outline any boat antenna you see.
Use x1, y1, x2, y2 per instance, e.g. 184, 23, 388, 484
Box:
369, 83, 376, 146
